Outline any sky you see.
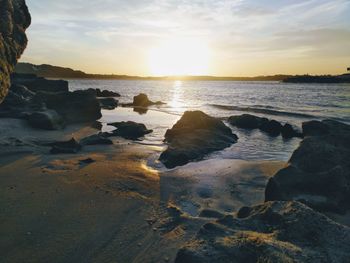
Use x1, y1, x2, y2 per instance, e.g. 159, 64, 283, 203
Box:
21, 0, 350, 76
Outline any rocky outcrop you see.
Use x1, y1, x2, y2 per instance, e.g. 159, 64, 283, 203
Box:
107, 121, 153, 140
176, 201, 350, 263
98, 97, 118, 110
132, 93, 164, 107
0, 0, 31, 103
13, 75, 69, 93
228, 114, 268, 129
160, 111, 238, 168
229, 114, 302, 138
27, 110, 65, 130
265, 120, 350, 214
34, 90, 101, 124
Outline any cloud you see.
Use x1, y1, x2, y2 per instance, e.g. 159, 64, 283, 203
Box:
22, 0, 350, 75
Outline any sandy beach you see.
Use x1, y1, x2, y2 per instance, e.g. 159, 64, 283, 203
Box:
0, 118, 286, 263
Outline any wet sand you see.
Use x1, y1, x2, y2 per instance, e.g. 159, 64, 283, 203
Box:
0, 118, 285, 263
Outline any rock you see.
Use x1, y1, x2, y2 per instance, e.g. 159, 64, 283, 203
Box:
281, 123, 303, 139
132, 93, 164, 107
27, 110, 65, 130
79, 158, 95, 165
95, 88, 120, 97
13, 76, 68, 93
107, 121, 153, 140
260, 119, 283, 136
175, 201, 350, 263
10, 84, 35, 99
198, 209, 224, 219
302, 120, 330, 136
34, 90, 101, 124
265, 120, 350, 214
0, 0, 31, 103
49, 138, 82, 154
80, 134, 113, 146
228, 114, 268, 129
98, 97, 118, 110
159, 111, 238, 168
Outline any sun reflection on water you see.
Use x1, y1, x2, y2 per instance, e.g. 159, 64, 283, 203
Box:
169, 81, 186, 113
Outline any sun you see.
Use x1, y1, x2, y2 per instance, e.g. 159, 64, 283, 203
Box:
148, 38, 210, 76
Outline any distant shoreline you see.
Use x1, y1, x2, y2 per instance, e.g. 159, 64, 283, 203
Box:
15, 62, 350, 83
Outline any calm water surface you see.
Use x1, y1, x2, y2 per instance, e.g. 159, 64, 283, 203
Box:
69, 80, 350, 163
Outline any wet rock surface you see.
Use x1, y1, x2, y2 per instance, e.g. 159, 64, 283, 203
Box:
88, 88, 120, 98
107, 121, 153, 140
265, 120, 350, 214
80, 133, 113, 146
0, 0, 31, 103
98, 97, 118, 110
160, 111, 238, 168
131, 93, 165, 107
176, 201, 350, 263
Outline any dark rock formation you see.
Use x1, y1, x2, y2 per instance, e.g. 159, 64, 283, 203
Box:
281, 123, 303, 139
95, 88, 120, 97
176, 201, 350, 263
80, 134, 113, 146
107, 121, 153, 140
302, 120, 330, 137
265, 120, 350, 214
0, 0, 31, 103
27, 110, 65, 130
50, 138, 82, 154
98, 97, 118, 110
260, 119, 283, 136
34, 90, 101, 124
160, 111, 238, 168
12, 75, 69, 93
132, 93, 164, 107
228, 114, 268, 129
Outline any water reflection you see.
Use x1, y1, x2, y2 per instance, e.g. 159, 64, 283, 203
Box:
169, 80, 186, 113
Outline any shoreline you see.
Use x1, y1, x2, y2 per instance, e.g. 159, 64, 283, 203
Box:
0, 118, 285, 262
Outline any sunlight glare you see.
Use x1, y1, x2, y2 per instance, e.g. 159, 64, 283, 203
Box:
148, 38, 210, 76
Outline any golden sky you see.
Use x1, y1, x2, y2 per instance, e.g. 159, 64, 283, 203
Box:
21, 0, 350, 76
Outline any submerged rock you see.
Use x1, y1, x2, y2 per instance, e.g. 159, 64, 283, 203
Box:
50, 138, 82, 154
228, 114, 268, 129
108, 121, 153, 140
265, 120, 350, 214
34, 90, 101, 123
0, 0, 31, 103
80, 134, 113, 146
27, 110, 65, 130
160, 111, 238, 168
175, 201, 350, 263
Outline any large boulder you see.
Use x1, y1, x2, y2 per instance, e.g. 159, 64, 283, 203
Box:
34, 90, 102, 124
175, 201, 350, 263
265, 120, 350, 214
0, 0, 31, 103
228, 114, 268, 129
160, 111, 238, 168
27, 110, 65, 130
302, 120, 330, 137
107, 121, 153, 140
